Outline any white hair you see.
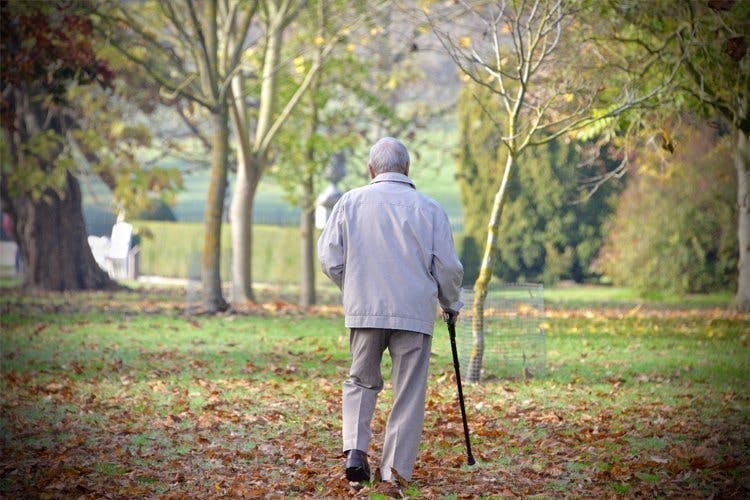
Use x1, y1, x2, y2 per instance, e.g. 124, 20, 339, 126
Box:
368, 137, 410, 175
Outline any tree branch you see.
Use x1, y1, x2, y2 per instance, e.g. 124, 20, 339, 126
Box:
185, 0, 218, 101
226, 0, 259, 72
175, 101, 211, 151
97, 31, 211, 109
258, 11, 367, 154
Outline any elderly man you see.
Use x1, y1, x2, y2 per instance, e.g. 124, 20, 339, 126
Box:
318, 137, 464, 484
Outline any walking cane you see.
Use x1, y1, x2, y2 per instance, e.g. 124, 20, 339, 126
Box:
446, 311, 476, 466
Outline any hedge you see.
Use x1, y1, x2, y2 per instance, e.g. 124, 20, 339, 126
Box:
136, 220, 467, 286
135, 221, 309, 284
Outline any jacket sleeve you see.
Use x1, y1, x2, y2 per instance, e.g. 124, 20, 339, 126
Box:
432, 209, 464, 312
317, 199, 345, 290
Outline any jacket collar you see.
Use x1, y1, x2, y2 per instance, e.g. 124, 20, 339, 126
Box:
370, 172, 416, 189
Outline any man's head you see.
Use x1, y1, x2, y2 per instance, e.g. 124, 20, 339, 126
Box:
368, 137, 410, 179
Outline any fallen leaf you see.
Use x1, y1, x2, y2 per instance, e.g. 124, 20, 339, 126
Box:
390, 467, 409, 488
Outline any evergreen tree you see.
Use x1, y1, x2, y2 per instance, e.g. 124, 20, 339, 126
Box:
457, 81, 622, 285
456, 82, 502, 285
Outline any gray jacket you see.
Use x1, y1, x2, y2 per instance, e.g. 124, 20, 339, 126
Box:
317, 172, 464, 335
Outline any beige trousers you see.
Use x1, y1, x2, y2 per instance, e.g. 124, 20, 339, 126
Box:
342, 328, 432, 482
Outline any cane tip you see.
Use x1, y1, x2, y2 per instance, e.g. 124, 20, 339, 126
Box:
467, 455, 476, 466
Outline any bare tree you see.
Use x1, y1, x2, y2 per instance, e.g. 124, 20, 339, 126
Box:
428, 0, 683, 381
99, 0, 257, 312
227, 0, 370, 305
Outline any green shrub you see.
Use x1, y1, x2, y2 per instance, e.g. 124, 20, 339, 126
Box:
136, 199, 177, 221
135, 221, 312, 284
598, 121, 737, 294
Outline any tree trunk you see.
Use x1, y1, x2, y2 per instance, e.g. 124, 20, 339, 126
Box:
469, 153, 515, 382
2, 171, 116, 291
228, 71, 257, 305
735, 129, 750, 312
300, 173, 316, 307
230, 152, 260, 304
202, 104, 230, 312
300, 56, 321, 308
226, 11, 285, 306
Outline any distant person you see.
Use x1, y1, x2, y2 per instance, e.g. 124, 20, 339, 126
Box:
2, 212, 21, 274
317, 137, 464, 485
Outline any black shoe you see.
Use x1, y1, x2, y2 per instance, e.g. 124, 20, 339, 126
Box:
344, 449, 370, 482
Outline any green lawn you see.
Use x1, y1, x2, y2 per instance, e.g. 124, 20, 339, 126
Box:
1, 287, 748, 497
542, 284, 735, 309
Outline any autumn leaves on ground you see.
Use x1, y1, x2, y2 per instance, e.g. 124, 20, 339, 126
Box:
1, 288, 748, 498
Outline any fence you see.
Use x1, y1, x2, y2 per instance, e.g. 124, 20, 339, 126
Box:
457, 283, 546, 381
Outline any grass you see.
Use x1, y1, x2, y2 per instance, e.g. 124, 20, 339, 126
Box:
541, 284, 734, 309
1, 286, 748, 497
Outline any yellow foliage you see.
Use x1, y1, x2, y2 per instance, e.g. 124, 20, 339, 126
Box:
111, 121, 125, 138
293, 55, 305, 74
386, 75, 398, 90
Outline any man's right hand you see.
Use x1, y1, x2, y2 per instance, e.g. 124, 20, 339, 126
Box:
442, 310, 459, 323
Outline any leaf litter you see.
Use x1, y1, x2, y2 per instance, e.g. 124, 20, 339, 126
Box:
0, 287, 748, 497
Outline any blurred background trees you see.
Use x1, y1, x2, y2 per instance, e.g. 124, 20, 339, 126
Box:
1, 0, 746, 313
98, 0, 262, 311
593, 0, 749, 308
0, 1, 180, 291
598, 120, 737, 295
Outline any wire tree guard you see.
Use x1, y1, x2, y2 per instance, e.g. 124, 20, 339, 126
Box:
457, 283, 546, 382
